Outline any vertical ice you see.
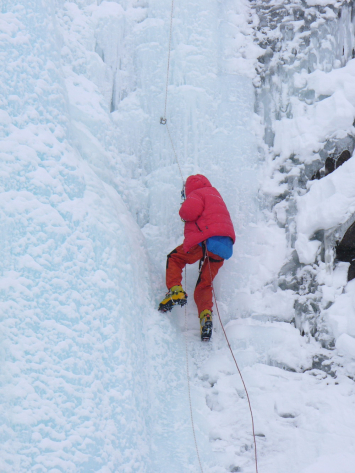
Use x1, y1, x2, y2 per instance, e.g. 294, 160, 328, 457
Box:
0, 2, 153, 471
0, 0, 261, 470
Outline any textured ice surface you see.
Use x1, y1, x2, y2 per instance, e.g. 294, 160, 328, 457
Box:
0, 2, 153, 472
2, 1, 355, 473
0, 0, 260, 471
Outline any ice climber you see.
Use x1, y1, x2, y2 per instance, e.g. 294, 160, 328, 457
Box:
158, 174, 235, 341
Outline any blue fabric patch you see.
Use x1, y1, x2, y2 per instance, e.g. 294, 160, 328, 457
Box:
199, 236, 233, 260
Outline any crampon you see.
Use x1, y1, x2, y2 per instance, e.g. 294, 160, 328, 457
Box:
158, 285, 188, 312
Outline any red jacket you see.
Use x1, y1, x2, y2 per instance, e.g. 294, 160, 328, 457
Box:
179, 174, 236, 252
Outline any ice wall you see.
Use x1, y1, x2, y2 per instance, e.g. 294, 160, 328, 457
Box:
78, 0, 262, 315
0, 0, 262, 471
3, 1, 355, 472
0, 2, 154, 471
135, 0, 261, 315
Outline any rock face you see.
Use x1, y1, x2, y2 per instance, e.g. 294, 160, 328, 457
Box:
254, 0, 355, 346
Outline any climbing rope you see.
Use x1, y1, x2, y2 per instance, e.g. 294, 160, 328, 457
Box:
184, 268, 204, 473
166, 122, 184, 183
160, 3, 203, 468
206, 254, 259, 473
163, 0, 174, 121
160, 0, 184, 184
160, 1, 256, 471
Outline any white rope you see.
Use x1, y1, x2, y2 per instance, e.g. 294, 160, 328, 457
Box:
160, 0, 184, 184
184, 268, 204, 473
161, 3, 201, 470
166, 122, 184, 182
163, 0, 175, 120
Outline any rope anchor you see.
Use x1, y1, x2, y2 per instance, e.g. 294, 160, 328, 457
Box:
160, 117, 167, 125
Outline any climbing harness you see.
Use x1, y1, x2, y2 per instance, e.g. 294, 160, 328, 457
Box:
184, 267, 204, 473
206, 253, 259, 473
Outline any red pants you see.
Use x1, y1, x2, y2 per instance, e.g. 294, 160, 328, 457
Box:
166, 244, 224, 316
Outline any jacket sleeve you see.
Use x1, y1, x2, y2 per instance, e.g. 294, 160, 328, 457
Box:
179, 192, 204, 222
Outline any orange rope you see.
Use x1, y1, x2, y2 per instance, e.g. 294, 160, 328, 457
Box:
206, 253, 259, 473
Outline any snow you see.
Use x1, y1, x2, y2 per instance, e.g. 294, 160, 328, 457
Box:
2, 0, 355, 472
297, 152, 355, 244
325, 279, 355, 338
301, 454, 355, 473
276, 55, 355, 165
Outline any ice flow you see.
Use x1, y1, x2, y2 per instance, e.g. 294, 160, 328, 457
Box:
2, 1, 355, 473
0, 0, 258, 471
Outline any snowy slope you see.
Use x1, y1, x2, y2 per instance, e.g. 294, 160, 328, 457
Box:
2, 1, 355, 473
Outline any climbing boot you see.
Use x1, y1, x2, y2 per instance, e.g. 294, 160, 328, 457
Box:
158, 285, 188, 313
200, 309, 213, 341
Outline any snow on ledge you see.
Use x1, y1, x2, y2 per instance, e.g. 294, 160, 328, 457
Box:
296, 152, 355, 263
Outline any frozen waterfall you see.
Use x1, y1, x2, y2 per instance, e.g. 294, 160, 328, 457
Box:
2, 1, 355, 473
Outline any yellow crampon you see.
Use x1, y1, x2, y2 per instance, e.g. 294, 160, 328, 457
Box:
158, 285, 187, 312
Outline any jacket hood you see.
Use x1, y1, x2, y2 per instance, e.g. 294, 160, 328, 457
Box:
185, 174, 212, 196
